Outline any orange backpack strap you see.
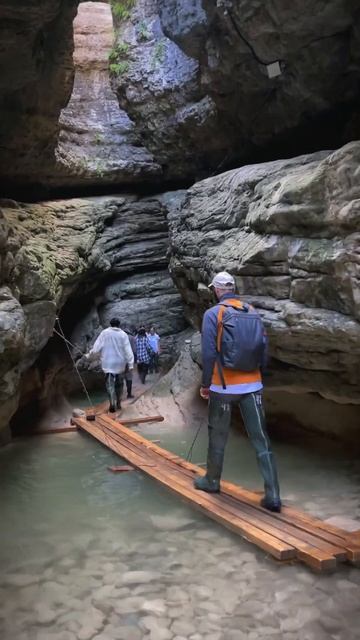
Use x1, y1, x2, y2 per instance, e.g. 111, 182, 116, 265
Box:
216, 305, 226, 353
216, 299, 244, 389
216, 298, 244, 346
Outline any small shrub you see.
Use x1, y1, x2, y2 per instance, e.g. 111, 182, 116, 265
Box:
108, 41, 129, 62
111, 0, 136, 21
138, 20, 150, 42
94, 133, 104, 145
151, 39, 166, 69
93, 160, 106, 178
110, 61, 129, 76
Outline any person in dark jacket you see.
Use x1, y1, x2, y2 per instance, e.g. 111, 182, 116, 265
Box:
135, 326, 153, 384
194, 271, 281, 512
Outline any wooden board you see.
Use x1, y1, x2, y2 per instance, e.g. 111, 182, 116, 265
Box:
121, 415, 164, 426
72, 412, 360, 572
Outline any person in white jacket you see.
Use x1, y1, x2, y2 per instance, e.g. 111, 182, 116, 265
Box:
87, 318, 134, 412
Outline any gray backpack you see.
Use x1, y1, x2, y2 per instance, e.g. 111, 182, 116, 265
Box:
216, 301, 265, 384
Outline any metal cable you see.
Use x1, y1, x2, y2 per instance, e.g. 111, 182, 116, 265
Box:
54, 318, 126, 454
185, 424, 203, 462
53, 327, 85, 356
55, 317, 95, 410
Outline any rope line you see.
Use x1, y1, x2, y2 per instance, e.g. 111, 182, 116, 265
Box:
54, 318, 124, 452
53, 328, 85, 356
186, 424, 203, 462
55, 317, 94, 410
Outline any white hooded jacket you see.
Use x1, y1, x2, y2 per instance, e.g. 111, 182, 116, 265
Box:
89, 327, 134, 374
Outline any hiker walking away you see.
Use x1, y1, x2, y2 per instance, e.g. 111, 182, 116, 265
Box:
194, 271, 281, 513
86, 318, 134, 412
135, 326, 153, 384
124, 328, 137, 399
147, 326, 160, 373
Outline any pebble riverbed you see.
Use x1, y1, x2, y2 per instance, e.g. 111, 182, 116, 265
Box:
0, 419, 360, 640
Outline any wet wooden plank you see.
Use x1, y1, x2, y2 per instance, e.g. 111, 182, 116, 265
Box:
31, 426, 78, 435
73, 413, 358, 571
95, 415, 354, 568
100, 421, 338, 571
77, 418, 295, 561
120, 415, 164, 426
93, 418, 340, 570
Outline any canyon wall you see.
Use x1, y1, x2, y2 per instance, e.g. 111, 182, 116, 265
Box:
1, 0, 360, 192
168, 142, 360, 409
56, 1, 159, 187
0, 194, 186, 442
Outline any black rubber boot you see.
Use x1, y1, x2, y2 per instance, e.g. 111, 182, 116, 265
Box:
194, 447, 223, 493
105, 374, 117, 413
194, 399, 230, 494
194, 475, 220, 493
115, 377, 123, 411
126, 380, 134, 399
257, 451, 281, 512
260, 497, 281, 513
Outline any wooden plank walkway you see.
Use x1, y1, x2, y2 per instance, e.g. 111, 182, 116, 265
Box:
72, 412, 360, 572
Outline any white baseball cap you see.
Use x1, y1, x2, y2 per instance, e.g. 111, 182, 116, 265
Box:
208, 271, 235, 288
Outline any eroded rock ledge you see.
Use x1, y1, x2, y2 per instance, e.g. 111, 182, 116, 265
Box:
0, 194, 186, 442
168, 142, 360, 406
1, 0, 360, 192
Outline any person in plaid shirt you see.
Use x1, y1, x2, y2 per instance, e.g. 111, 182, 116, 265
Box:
135, 326, 153, 384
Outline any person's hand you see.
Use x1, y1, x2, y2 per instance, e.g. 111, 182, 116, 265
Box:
200, 386, 210, 400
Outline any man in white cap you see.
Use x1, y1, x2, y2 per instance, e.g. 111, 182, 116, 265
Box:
194, 271, 281, 512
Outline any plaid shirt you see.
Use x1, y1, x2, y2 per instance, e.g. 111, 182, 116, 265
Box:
136, 335, 152, 364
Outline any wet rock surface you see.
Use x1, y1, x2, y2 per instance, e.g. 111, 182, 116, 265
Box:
57, 2, 160, 188
71, 269, 187, 375
168, 142, 360, 407
1, 0, 360, 190
112, 0, 360, 182
0, 0, 79, 190
0, 194, 186, 436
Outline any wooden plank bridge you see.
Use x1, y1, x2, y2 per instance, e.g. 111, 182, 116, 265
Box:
71, 411, 360, 572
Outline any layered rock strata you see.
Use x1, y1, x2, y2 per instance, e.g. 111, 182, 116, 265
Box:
71, 269, 188, 375
1, 0, 359, 192
168, 142, 360, 406
57, 1, 159, 187
113, 0, 360, 181
0, 194, 186, 441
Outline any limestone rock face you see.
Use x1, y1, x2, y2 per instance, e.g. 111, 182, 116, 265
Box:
56, 1, 160, 187
111, 0, 222, 182
0, 194, 186, 436
168, 142, 360, 405
70, 270, 188, 372
0, 0, 79, 191
113, 0, 360, 181
1, 0, 359, 191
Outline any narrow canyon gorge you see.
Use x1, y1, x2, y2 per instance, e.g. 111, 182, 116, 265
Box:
1, 3, 360, 640
0, 0, 359, 443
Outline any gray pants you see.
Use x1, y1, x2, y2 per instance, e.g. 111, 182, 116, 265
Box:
207, 392, 280, 503
105, 373, 124, 411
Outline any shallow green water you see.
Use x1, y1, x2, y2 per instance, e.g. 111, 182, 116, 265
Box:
0, 406, 360, 640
